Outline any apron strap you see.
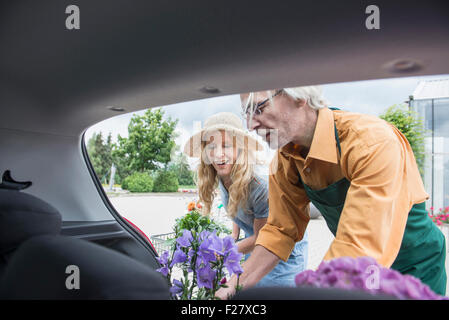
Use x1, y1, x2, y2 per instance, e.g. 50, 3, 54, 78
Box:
328, 107, 342, 156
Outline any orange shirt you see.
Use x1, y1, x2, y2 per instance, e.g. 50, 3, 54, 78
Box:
256, 107, 428, 267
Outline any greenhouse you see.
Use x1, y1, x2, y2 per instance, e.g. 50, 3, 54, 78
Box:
410, 79, 449, 211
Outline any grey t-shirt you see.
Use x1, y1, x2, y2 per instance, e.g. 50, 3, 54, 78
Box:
218, 175, 269, 238
218, 174, 308, 262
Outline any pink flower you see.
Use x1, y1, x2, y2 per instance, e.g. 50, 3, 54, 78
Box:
295, 256, 448, 300
437, 220, 442, 226
430, 206, 434, 211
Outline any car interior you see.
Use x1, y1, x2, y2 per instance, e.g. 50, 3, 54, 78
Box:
0, 0, 448, 299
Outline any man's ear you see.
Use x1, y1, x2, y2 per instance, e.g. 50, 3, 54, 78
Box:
296, 98, 307, 108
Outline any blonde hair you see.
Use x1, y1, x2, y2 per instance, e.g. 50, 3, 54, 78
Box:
197, 137, 255, 218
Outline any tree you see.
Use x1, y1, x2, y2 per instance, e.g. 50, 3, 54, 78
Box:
86, 132, 113, 183
114, 108, 178, 173
168, 150, 195, 186
86, 132, 132, 185
379, 104, 426, 175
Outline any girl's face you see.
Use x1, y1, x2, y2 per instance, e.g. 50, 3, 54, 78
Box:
204, 130, 238, 178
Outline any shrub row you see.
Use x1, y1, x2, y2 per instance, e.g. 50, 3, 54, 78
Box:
121, 170, 179, 193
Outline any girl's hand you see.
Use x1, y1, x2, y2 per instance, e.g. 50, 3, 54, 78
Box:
232, 222, 240, 241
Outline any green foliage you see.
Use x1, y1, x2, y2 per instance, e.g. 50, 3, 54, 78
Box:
379, 104, 426, 174
120, 175, 129, 190
114, 108, 178, 173
173, 207, 231, 239
112, 152, 134, 185
152, 169, 179, 192
86, 132, 113, 183
122, 172, 154, 193
168, 151, 195, 186
86, 132, 131, 185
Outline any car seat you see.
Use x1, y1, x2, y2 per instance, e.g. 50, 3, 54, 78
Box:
0, 170, 169, 299
0, 170, 61, 277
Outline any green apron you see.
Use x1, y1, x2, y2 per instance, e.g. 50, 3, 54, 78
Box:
299, 112, 447, 296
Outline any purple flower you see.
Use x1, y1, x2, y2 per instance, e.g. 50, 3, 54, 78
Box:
295, 256, 448, 300
197, 265, 216, 289
177, 230, 193, 247
210, 234, 224, 256
224, 248, 243, 276
170, 279, 183, 296
198, 236, 217, 264
156, 265, 169, 277
156, 250, 170, 276
170, 246, 187, 267
354, 256, 377, 273
198, 230, 212, 242
156, 250, 169, 266
222, 236, 235, 253
165, 228, 245, 299
295, 270, 316, 286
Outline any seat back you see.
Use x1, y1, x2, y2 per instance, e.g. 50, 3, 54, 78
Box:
0, 187, 62, 276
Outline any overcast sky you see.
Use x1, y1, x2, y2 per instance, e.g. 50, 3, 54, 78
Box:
85, 74, 449, 164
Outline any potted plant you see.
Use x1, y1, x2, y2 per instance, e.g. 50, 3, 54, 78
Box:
295, 256, 447, 300
156, 201, 241, 300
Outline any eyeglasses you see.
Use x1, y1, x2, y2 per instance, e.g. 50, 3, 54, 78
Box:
242, 90, 282, 117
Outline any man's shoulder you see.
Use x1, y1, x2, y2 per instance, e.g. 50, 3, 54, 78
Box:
334, 110, 398, 148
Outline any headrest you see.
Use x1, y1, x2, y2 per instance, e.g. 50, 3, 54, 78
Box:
0, 189, 62, 255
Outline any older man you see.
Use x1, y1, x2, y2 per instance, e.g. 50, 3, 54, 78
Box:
216, 86, 446, 299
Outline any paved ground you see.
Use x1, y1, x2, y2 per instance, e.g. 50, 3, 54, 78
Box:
109, 192, 334, 271
304, 218, 335, 270
109, 192, 198, 237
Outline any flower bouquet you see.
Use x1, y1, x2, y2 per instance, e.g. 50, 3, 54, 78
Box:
173, 201, 231, 240
156, 229, 243, 299
156, 201, 241, 299
295, 256, 447, 300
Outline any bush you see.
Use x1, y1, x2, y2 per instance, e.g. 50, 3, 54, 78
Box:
178, 170, 195, 186
121, 176, 129, 190
379, 104, 426, 175
121, 172, 154, 193
153, 169, 179, 192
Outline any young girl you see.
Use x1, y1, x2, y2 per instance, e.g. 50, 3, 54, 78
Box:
184, 112, 308, 287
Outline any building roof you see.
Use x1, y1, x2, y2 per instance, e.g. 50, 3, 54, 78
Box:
412, 79, 449, 100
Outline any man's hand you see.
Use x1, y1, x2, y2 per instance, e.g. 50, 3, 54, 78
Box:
216, 273, 239, 300
215, 281, 237, 300
215, 245, 280, 300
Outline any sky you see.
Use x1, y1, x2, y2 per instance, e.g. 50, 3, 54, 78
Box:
85, 73, 449, 167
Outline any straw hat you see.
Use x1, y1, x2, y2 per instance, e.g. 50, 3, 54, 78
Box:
183, 112, 264, 158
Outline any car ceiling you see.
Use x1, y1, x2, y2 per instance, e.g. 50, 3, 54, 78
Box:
1, 0, 448, 137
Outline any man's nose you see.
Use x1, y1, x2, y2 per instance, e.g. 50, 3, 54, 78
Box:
247, 115, 260, 131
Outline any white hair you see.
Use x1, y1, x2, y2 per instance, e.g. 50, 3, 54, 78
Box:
282, 85, 328, 110
243, 85, 328, 129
